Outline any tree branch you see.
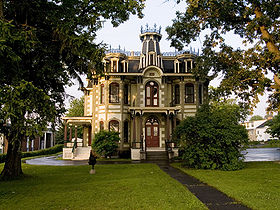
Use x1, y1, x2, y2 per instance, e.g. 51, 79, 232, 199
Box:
0, 0, 3, 19
254, 7, 280, 60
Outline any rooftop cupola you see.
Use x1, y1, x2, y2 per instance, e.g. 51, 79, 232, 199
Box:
139, 24, 164, 70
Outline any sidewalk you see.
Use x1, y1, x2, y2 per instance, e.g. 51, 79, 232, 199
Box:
157, 162, 250, 210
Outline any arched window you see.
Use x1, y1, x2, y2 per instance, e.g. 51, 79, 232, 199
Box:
109, 83, 119, 103
174, 84, 180, 104
100, 121, 104, 131
185, 83, 194, 103
145, 81, 159, 107
100, 84, 105, 104
109, 120, 119, 132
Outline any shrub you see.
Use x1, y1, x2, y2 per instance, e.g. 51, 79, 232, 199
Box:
92, 130, 120, 158
173, 104, 248, 171
0, 144, 63, 163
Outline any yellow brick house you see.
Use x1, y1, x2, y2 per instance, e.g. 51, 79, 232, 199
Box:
62, 25, 208, 160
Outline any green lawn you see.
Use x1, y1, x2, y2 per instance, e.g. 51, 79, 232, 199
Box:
0, 163, 206, 210
172, 162, 280, 210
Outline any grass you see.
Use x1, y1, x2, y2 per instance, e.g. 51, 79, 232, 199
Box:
172, 161, 280, 210
0, 163, 206, 210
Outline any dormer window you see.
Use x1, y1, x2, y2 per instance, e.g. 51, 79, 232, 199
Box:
186, 60, 192, 73
112, 61, 117, 72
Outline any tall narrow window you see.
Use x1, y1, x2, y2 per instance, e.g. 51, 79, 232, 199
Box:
112, 61, 117, 72
185, 83, 194, 103
100, 121, 104, 131
123, 121, 129, 143
109, 120, 119, 132
124, 84, 129, 105
145, 81, 159, 107
150, 54, 153, 65
180, 62, 185, 73
187, 61, 192, 72
174, 84, 180, 104
199, 84, 203, 104
100, 84, 105, 104
109, 83, 119, 103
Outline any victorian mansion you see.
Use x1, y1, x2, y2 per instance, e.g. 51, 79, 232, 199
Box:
62, 25, 208, 160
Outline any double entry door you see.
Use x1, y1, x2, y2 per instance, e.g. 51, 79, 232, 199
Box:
145, 116, 159, 147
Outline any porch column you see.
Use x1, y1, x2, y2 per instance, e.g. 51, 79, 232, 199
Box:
132, 112, 136, 142
173, 114, 177, 131
64, 123, 67, 147
139, 112, 143, 150
75, 126, 77, 141
88, 126, 92, 146
44, 132, 47, 149
69, 126, 72, 142
166, 111, 170, 140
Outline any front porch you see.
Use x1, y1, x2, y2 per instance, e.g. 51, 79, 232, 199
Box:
62, 116, 92, 160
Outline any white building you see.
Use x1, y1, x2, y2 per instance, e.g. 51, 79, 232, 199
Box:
242, 119, 275, 142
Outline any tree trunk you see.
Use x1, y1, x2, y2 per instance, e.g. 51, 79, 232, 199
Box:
0, 0, 3, 19
0, 139, 23, 180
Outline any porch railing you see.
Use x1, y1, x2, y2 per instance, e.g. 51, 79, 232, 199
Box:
165, 140, 177, 152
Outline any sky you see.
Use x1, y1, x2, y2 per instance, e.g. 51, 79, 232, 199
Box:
66, 0, 269, 118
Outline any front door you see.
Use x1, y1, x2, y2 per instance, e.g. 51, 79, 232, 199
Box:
145, 116, 159, 147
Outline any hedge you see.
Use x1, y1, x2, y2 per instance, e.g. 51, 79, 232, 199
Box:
0, 144, 63, 163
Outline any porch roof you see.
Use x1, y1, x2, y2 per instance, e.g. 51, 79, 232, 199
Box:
62, 116, 92, 125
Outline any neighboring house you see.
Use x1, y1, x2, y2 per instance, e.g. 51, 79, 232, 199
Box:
242, 119, 276, 142
1, 127, 54, 154
21, 127, 54, 152
255, 120, 277, 142
62, 25, 209, 160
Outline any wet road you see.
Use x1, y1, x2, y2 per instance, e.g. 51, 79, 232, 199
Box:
25, 148, 280, 166
243, 148, 280, 162
25, 156, 88, 166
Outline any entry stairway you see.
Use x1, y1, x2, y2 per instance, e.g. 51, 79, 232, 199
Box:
146, 150, 168, 161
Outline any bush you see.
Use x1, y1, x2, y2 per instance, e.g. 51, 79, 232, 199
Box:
92, 130, 120, 158
173, 104, 248, 171
0, 144, 63, 163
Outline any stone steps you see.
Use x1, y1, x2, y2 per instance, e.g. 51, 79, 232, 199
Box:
146, 151, 168, 161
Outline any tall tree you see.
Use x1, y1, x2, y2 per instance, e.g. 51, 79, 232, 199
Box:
249, 115, 264, 121
166, 0, 279, 111
0, 0, 144, 180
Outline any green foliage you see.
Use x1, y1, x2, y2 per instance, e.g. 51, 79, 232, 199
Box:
0, 154, 6, 164
173, 104, 249, 171
166, 0, 280, 111
0, 80, 56, 142
92, 130, 120, 158
249, 115, 264, 121
0, 144, 63, 163
67, 97, 84, 117
0, 0, 144, 178
266, 114, 280, 139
